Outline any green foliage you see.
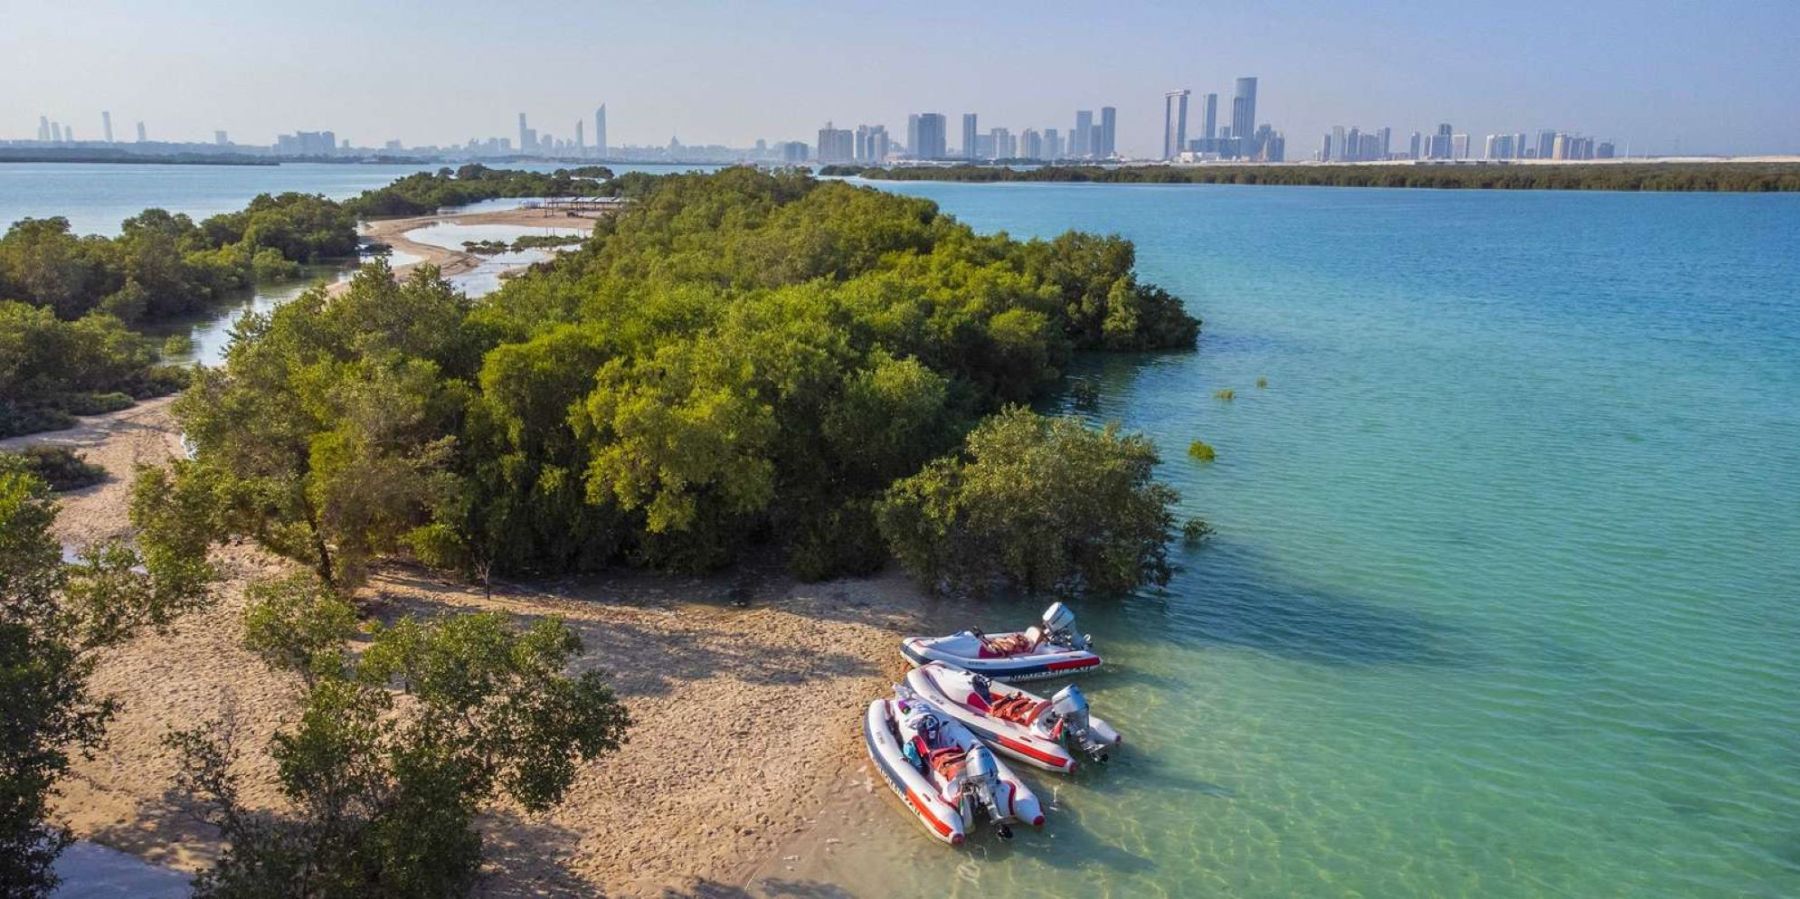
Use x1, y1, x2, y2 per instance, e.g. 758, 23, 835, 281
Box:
1214, 388, 1235, 401
1256, 376, 1268, 389
1187, 440, 1216, 462
876, 407, 1179, 598
0, 461, 220, 894
1069, 377, 1100, 411
184, 169, 1199, 587
0, 447, 106, 492
341, 165, 607, 218
1182, 517, 1216, 545
0, 301, 189, 437
0, 196, 356, 328
170, 612, 630, 898
240, 572, 357, 685
856, 162, 1800, 192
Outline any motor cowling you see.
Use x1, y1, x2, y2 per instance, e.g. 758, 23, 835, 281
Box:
1040, 602, 1088, 650
956, 745, 1013, 839
1051, 684, 1109, 763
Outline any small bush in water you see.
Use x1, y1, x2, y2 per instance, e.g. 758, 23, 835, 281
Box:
1187, 440, 1216, 462
1214, 388, 1235, 401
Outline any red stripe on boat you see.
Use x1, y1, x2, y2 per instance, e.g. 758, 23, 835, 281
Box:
998, 735, 1072, 769
1047, 658, 1099, 671
906, 788, 954, 837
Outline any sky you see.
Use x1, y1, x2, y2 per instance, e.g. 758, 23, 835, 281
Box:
3, 0, 1797, 157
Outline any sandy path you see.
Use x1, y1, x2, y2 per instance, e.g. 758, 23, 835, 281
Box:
8, 391, 946, 897
357, 206, 605, 286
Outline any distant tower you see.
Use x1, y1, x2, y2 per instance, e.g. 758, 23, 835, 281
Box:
1073, 110, 1094, 158
1201, 93, 1218, 141
135, 121, 147, 143
1099, 106, 1117, 157
576, 119, 585, 153
1232, 77, 1258, 157
102, 111, 114, 143
1162, 90, 1190, 160
594, 104, 608, 158
961, 113, 978, 160
518, 113, 530, 153
215, 130, 228, 146
37, 116, 50, 142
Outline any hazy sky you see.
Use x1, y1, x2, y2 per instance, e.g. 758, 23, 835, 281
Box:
4, 0, 1797, 157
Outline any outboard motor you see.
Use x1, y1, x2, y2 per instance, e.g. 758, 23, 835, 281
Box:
1051, 684, 1109, 763
1040, 602, 1090, 650
956, 745, 1013, 840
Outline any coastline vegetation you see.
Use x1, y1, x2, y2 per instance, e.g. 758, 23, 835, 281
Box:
0, 447, 107, 491
0, 301, 189, 437
171, 168, 1200, 592
341, 163, 612, 217
824, 162, 1800, 192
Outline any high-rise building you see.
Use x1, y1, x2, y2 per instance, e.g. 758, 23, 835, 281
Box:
135, 121, 146, 143
1378, 126, 1392, 159
575, 119, 584, 152
101, 111, 113, 143
1452, 133, 1470, 159
869, 125, 890, 162
1431, 123, 1453, 159
988, 127, 1016, 159
1201, 93, 1219, 140
37, 116, 50, 142
1044, 128, 1063, 160
214, 130, 228, 146
1072, 110, 1093, 158
1231, 77, 1258, 155
594, 105, 608, 158
1162, 90, 1190, 160
817, 122, 854, 163
1330, 125, 1346, 161
1021, 128, 1043, 160
1596, 140, 1616, 159
1409, 131, 1422, 159
961, 113, 979, 160
1536, 129, 1557, 160
1099, 106, 1117, 158
908, 113, 947, 159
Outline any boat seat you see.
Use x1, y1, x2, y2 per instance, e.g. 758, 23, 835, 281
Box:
981, 633, 1035, 657
990, 696, 1049, 724
928, 746, 967, 780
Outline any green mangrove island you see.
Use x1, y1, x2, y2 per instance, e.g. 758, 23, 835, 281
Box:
824, 161, 1800, 192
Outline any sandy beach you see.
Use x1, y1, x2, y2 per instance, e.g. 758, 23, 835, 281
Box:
357, 205, 605, 286
7, 356, 943, 897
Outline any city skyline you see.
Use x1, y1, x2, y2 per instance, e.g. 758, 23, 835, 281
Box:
2, 1, 1796, 157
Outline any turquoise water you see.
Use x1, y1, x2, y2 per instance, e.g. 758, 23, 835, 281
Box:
787, 183, 1800, 897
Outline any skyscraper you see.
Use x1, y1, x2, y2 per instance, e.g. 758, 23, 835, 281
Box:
961, 113, 978, 160
1162, 90, 1190, 160
102, 111, 113, 143
37, 116, 49, 142
1021, 128, 1043, 160
1044, 128, 1063, 160
215, 130, 228, 145
575, 119, 585, 153
1201, 93, 1219, 141
1330, 125, 1346, 161
1073, 110, 1094, 158
1231, 77, 1258, 156
518, 113, 532, 153
908, 113, 946, 159
1099, 106, 1117, 158
135, 121, 146, 143
594, 105, 608, 158
1409, 131, 1422, 159
1536, 129, 1557, 160
817, 122, 854, 163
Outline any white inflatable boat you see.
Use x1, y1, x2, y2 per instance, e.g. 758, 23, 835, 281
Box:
906, 661, 1122, 774
900, 602, 1102, 682
863, 688, 1044, 845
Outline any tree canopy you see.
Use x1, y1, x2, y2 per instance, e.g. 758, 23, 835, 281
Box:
173, 168, 1198, 591
839, 162, 1800, 192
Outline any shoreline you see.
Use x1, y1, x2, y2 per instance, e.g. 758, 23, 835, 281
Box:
353, 204, 605, 288
7, 394, 930, 897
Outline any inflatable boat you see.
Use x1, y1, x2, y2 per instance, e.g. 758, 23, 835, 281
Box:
900, 602, 1101, 682
863, 688, 1044, 845
906, 661, 1122, 774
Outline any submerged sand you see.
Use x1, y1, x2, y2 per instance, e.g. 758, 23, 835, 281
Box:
6, 393, 950, 896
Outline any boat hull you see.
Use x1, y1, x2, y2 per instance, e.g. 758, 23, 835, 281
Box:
906, 662, 1121, 774
901, 632, 1102, 682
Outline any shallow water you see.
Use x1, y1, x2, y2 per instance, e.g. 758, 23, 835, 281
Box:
787, 182, 1800, 898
